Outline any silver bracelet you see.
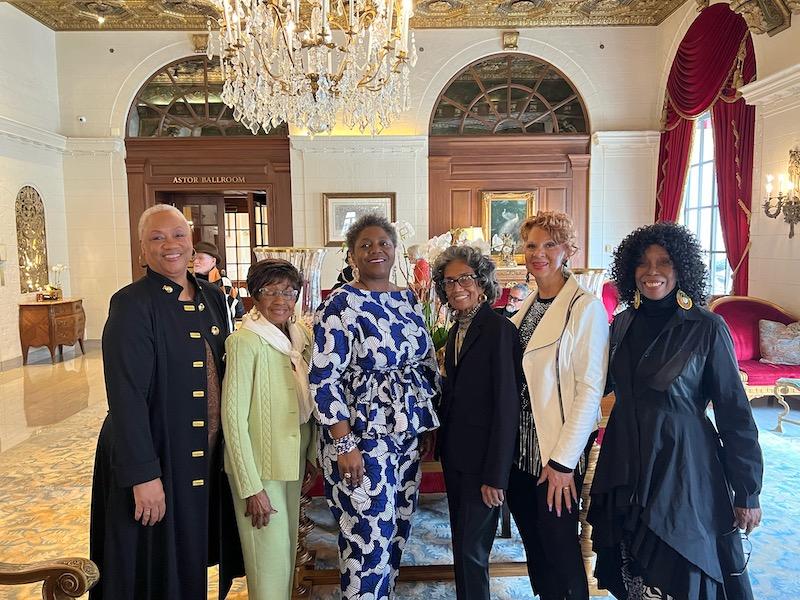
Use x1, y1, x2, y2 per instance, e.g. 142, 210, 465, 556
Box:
333, 432, 357, 455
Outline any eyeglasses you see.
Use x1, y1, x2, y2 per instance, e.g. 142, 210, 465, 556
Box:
507, 296, 525, 303
443, 274, 478, 289
258, 288, 299, 300
727, 530, 752, 577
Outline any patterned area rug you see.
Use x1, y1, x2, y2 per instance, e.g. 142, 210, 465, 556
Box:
0, 371, 797, 600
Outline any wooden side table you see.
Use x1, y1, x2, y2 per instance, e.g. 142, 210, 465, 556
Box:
19, 298, 86, 365
773, 378, 800, 433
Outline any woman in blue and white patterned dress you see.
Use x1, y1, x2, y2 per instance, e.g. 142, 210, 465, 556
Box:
310, 215, 440, 600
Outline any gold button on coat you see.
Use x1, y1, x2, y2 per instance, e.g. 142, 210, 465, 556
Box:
211, 326, 220, 336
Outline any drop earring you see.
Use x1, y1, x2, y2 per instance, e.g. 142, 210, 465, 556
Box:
676, 289, 693, 310
633, 289, 642, 309
525, 272, 531, 284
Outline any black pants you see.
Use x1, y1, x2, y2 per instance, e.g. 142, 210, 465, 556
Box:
507, 442, 594, 600
443, 466, 501, 600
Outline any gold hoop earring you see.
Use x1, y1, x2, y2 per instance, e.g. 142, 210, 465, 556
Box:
676, 289, 693, 310
478, 293, 488, 304
290, 313, 297, 324
351, 266, 360, 283
633, 289, 642, 309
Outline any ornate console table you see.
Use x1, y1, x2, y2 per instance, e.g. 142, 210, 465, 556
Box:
19, 299, 85, 365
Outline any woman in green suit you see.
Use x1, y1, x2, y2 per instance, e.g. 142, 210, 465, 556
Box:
222, 259, 318, 600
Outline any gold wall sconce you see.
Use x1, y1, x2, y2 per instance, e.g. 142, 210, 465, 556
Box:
763, 149, 800, 239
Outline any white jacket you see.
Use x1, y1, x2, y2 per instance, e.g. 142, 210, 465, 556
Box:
511, 274, 610, 470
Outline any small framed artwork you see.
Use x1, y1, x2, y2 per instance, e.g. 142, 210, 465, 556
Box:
481, 190, 536, 264
323, 193, 397, 247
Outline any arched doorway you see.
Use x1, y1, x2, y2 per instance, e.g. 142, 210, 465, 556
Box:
124, 55, 292, 283
428, 53, 591, 267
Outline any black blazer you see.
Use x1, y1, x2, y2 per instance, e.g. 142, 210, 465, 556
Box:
437, 302, 522, 489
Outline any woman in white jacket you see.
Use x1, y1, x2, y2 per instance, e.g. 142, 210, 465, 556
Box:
508, 211, 610, 600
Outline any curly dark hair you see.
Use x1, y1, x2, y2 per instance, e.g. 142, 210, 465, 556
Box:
611, 222, 708, 307
432, 246, 500, 306
246, 259, 303, 300
345, 214, 398, 252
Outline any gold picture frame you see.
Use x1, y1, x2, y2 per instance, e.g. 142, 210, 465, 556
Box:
481, 191, 536, 264
322, 193, 397, 247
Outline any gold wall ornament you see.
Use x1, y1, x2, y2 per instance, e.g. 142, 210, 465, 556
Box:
728, 0, 792, 36
502, 30, 520, 49
15, 186, 50, 294
191, 33, 209, 54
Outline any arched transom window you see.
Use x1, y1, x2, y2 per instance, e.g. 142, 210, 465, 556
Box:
431, 54, 588, 136
127, 56, 288, 138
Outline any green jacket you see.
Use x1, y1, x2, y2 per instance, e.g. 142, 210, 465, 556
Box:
221, 326, 318, 500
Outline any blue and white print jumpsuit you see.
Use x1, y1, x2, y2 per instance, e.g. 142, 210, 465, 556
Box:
310, 284, 440, 599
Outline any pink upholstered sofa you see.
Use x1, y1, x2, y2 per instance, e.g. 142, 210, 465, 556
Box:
709, 295, 800, 400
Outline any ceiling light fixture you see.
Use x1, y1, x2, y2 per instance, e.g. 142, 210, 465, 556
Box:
209, 0, 417, 135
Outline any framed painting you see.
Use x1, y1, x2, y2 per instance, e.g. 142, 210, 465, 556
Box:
481, 191, 536, 264
323, 193, 397, 247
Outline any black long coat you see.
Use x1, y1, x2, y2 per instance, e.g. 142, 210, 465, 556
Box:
589, 305, 763, 595
90, 269, 243, 600
438, 303, 522, 490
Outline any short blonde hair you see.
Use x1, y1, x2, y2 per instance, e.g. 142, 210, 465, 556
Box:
519, 211, 578, 257
137, 204, 189, 240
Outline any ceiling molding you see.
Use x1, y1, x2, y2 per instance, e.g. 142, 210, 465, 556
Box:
290, 135, 428, 154
592, 130, 660, 147
0, 115, 67, 153
7, 0, 689, 31
740, 64, 800, 109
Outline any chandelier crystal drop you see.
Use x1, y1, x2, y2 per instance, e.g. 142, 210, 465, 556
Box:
210, 0, 417, 135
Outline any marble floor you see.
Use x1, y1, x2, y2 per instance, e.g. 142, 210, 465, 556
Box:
1, 346, 798, 599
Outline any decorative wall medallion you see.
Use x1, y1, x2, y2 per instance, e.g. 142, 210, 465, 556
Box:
496, 0, 551, 18
153, 0, 218, 20
575, 0, 636, 17
71, 0, 132, 24
15, 186, 49, 294
416, 0, 467, 18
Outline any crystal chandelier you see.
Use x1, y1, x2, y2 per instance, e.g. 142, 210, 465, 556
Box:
209, 0, 417, 135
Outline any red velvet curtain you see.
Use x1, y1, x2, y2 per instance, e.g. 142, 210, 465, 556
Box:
655, 3, 756, 294
713, 97, 755, 295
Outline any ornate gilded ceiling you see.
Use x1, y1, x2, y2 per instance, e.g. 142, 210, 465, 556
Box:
6, 0, 690, 30
6, 0, 796, 33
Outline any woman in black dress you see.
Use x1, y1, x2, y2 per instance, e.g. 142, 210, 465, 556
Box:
432, 245, 521, 600
90, 204, 241, 599
589, 222, 763, 600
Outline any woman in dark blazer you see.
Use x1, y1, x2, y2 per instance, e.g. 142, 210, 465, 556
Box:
432, 245, 521, 600
589, 222, 763, 600
90, 204, 242, 599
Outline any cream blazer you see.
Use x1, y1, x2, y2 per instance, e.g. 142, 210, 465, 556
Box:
511, 274, 609, 470
221, 326, 318, 500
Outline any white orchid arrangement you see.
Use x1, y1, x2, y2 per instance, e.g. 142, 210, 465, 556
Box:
50, 264, 68, 289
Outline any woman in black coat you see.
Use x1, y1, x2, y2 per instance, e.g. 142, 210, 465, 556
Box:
589, 223, 763, 600
90, 204, 242, 599
432, 245, 521, 600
